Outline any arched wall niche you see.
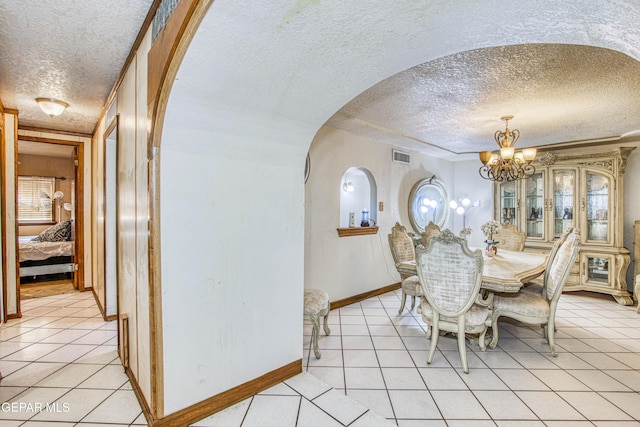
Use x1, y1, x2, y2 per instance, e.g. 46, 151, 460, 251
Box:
339, 167, 377, 228
145, 0, 640, 421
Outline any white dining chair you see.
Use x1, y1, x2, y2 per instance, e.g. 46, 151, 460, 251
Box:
490, 229, 580, 355
388, 222, 422, 314
415, 229, 488, 374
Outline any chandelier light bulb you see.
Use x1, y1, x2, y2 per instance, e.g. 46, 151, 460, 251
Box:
522, 148, 537, 162
500, 146, 515, 160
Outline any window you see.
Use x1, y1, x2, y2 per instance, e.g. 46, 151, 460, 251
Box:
18, 176, 56, 223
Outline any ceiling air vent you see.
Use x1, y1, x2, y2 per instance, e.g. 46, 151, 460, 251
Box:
392, 149, 411, 165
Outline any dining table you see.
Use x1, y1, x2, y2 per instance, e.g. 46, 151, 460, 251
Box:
396, 248, 548, 294
397, 247, 548, 348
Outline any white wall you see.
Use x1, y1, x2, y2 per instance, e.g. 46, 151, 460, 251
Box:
305, 126, 457, 301
451, 160, 495, 249
160, 103, 307, 414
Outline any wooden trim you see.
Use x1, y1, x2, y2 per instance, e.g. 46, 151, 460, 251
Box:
6, 313, 21, 320
91, 286, 116, 321
17, 135, 87, 145
100, 117, 119, 321
13, 116, 20, 315
120, 314, 129, 368
153, 360, 302, 427
147, 0, 198, 115
1, 103, 7, 321
19, 126, 92, 139
330, 282, 401, 310
125, 365, 154, 427
337, 226, 379, 237
91, 0, 162, 137
75, 143, 85, 291
147, 0, 212, 418
4, 108, 18, 116
14, 135, 86, 310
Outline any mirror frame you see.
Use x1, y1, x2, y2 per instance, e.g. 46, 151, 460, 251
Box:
408, 177, 449, 233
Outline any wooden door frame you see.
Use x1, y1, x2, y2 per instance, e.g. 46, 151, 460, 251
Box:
14, 135, 86, 302
101, 116, 119, 321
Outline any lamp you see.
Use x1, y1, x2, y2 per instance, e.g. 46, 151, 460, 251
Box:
342, 181, 354, 192
450, 198, 481, 231
479, 115, 536, 182
36, 97, 69, 117
53, 191, 64, 222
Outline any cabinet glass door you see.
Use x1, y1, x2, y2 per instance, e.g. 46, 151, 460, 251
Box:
586, 172, 609, 242
525, 172, 545, 239
583, 253, 613, 287
499, 181, 517, 225
553, 169, 575, 238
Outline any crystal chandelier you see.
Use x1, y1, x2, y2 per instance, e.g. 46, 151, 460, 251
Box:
478, 115, 537, 182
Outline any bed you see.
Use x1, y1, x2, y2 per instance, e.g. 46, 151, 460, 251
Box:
19, 220, 75, 280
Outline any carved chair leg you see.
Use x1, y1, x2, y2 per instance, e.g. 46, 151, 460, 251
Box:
458, 318, 469, 374
410, 295, 416, 311
398, 292, 407, 314
489, 313, 500, 349
479, 326, 488, 352
427, 316, 440, 365
547, 319, 558, 357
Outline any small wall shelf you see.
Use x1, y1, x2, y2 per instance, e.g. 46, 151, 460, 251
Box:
337, 226, 379, 237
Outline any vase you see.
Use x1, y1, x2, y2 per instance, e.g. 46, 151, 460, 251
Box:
485, 240, 497, 257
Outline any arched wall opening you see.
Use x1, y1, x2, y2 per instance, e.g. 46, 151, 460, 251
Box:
147, 0, 640, 419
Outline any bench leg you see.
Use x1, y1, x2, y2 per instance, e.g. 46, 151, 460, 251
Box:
311, 316, 321, 359
322, 312, 331, 336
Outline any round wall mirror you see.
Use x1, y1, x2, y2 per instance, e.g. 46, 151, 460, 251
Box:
408, 177, 449, 232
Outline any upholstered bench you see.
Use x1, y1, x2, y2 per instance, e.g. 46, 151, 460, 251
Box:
304, 289, 331, 359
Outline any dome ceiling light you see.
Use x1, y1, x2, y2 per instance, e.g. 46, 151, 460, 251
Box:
36, 97, 69, 117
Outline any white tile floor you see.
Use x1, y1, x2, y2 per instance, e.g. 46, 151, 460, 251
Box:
3, 289, 640, 426
0, 291, 147, 427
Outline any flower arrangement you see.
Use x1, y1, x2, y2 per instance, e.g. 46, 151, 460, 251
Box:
480, 220, 501, 242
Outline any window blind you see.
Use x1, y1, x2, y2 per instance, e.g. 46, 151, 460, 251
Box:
18, 176, 55, 222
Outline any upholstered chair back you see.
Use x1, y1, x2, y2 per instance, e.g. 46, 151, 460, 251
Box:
388, 222, 415, 265
546, 229, 580, 302
421, 221, 442, 246
497, 221, 526, 251
415, 229, 483, 318
543, 227, 575, 290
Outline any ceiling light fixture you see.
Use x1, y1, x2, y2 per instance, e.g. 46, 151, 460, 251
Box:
479, 115, 536, 182
36, 97, 69, 117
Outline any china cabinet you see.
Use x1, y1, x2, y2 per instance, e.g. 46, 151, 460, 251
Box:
493, 147, 635, 305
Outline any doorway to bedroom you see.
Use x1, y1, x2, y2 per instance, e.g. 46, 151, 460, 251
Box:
16, 138, 83, 300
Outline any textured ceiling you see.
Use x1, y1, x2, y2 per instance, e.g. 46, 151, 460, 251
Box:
0, 0, 153, 134
2, 1, 640, 158
171, 1, 640, 162
327, 44, 640, 157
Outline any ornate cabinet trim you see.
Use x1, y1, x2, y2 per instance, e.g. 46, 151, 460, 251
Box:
495, 147, 636, 305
